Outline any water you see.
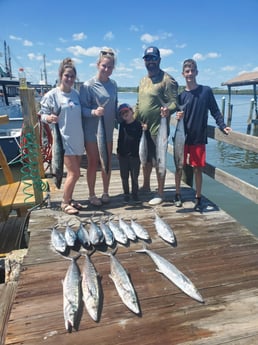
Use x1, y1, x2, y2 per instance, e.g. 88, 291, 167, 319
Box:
118, 92, 258, 236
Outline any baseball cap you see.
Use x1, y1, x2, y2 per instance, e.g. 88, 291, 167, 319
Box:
118, 103, 131, 114
143, 46, 160, 59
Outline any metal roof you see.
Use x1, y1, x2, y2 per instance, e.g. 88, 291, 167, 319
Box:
221, 71, 258, 87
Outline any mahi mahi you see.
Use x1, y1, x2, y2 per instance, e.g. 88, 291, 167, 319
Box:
136, 247, 204, 303
109, 252, 140, 314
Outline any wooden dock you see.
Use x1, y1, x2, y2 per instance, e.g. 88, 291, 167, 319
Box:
2, 144, 258, 344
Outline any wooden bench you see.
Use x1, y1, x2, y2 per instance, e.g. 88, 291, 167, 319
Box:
0, 147, 50, 221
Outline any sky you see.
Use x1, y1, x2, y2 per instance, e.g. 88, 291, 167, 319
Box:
1, 0, 258, 88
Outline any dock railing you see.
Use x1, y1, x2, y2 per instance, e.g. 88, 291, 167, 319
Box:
169, 117, 258, 204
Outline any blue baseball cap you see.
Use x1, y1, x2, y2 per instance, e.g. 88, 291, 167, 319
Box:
143, 46, 160, 59
118, 103, 132, 114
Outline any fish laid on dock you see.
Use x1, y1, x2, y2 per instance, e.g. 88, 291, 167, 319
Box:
89, 218, 104, 246
81, 253, 101, 322
99, 218, 114, 246
130, 219, 150, 241
64, 223, 77, 247
77, 222, 91, 248
109, 252, 140, 314
62, 257, 82, 332
136, 247, 204, 303
51, 227, 66, 253
108, 219, 128, 245
154, 213, 175, 244
156, 116, 168, 177
119, 217, 137, 241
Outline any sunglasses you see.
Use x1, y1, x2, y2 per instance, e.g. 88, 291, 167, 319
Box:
144, 55, 159, 62
100, 50, 114, 56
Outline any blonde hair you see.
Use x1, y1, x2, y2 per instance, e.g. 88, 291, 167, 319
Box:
98, 47, 116, 65
182, 58, 197, 72
58, 57, 77, 81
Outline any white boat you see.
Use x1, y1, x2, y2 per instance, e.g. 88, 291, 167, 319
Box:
0, 79, 23, 163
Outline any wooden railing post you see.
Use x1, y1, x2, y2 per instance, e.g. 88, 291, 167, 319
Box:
19, 88, 44, 205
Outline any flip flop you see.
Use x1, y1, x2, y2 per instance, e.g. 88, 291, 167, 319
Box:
61, 203, 79, 215
69, 199, 83, 210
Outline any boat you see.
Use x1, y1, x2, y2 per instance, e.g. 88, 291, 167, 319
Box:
0, 78, 23, 163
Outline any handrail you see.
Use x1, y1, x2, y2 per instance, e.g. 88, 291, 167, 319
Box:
169, 117, 258, 204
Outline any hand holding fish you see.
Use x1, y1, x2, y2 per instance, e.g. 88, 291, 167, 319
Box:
93, 106, 105, 117
48, 113, 59, 123
141, 122, 148, 131
160, 106, 169, 118
175, 110, 184, 121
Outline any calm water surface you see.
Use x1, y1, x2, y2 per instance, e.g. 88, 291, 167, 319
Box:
118, 92, 258, 236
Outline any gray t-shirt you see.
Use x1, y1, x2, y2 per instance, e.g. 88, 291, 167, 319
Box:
40, 87, 84, 155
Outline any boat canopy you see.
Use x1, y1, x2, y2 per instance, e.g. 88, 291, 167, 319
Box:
221, 71, 258, 88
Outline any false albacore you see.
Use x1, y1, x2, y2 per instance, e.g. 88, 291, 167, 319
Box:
130, 218, 150, 241
136, 247, 204, 303
99, 218, 114, 246
51, 227, 66, 253
139, 129, 148, 167
119, 216, 137, 241
154, 212, 175, 244
108, 218, 128, 245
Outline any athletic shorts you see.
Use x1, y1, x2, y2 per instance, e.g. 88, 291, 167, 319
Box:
184, 144, 206, 167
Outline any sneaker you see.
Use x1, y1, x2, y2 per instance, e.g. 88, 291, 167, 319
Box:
89, 195, 102, 206
149, 196, 163, 206
174, 194, 182, 207
194, 197, 203, 212
123, 194, 130, 203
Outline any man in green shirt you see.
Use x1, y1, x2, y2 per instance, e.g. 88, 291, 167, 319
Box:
134, 46, 178, 205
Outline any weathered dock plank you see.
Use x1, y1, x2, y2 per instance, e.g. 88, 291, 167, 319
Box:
3, 129, 258, 344
4, 156, 258, 345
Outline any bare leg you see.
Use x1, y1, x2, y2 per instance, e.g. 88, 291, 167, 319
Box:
175, 168, 183, 195
194, 166, 202, 198
142, 162, 152, 190
85, 142, 99, 197
62, 155, 81, 203
156, 168, 165, 197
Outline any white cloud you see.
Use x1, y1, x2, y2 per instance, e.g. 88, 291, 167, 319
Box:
27, 53, 43, 61
160, 48, 174, 57
104, 31, 114, 41
222, 65, 236, 72
9, 35, 22, 41
193, 52, 220, 61
141, 33, 159, 43
67, 45, 101, 57
23, 40, 33, 46
73, 32, 87, 41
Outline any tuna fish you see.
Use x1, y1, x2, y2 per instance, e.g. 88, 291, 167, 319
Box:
135, 247, 204, 303
109, 252, 140, 314
119, 216, 137, 241
154, 212, 175, 244
81, 253, 101, 322
77, 222, 91, 247
62, 257, 81, 332
156, 116, 168, 177
99, 218, 114, 246
64, 222, 77, 247
130, 219, 150, 241
108, 218, 128, 245
89, 218, 104, 246
51, 227, 66, 253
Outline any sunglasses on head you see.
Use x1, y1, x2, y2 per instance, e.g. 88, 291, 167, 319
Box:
100, 50, 114, 56
144, 55, 159, 62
